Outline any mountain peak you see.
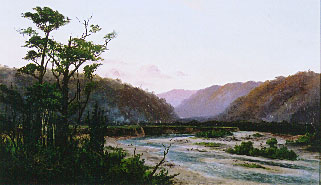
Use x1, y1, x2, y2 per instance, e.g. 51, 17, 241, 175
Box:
157, 89, 197, 107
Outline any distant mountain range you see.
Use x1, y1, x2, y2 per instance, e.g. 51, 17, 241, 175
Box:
174, 82, 261, 118
157, 89, 197, 107
158, 71, 320, 125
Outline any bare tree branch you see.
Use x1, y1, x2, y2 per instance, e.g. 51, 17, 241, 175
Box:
69, 60, 86, 78
149, 143, 172, 178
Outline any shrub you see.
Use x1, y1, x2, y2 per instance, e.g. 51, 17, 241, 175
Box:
295, 133, 314, 144
252, 133, 263, 137
227, 141, 254, 155
195, 130, 233, 138
227, 138, 297, 160
266, 138, 277, 148
287, 133, 320, 153
275, 146, 297, 160
249, 148, 261, 156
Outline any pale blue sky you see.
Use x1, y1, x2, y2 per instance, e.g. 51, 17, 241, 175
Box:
0, 0, 319, 93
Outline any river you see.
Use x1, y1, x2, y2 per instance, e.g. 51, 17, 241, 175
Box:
117, 131, 319, 185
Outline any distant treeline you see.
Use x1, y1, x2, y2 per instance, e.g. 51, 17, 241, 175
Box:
146, 120, 317, 135
74, 120, 316, 137
75, 125, 238, 137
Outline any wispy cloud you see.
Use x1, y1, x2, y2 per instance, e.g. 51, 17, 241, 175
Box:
139, 65, 172, 79
179, 0, 204, 11
176, 70, 188, 77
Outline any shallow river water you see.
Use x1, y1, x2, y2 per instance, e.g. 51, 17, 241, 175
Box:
119, 132, 319, 185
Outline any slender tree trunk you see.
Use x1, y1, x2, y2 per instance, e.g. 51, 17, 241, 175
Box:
39, 32, 50, 84
56, 71, 70, 147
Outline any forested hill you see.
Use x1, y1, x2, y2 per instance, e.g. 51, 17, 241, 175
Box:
218, 71, 320, 125
175, 81, 261, 118
0, 66, 177, 124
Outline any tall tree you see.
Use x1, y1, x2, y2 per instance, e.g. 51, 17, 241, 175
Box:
18, 7, 70, 84
19, 7, 116, 147
17, 7, 70, 147
50, 17, 116, 146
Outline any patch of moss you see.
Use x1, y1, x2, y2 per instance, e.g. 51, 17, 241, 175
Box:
235, 163, 267, 169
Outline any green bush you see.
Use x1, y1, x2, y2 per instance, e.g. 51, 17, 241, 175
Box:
195, 130, 233, 138
274, 146, 297, 160
286, 133, 320, 152
295, 133, 314, 144
252, 133, 263, 137
227, 138, 297, 160
249, 148, 261, 156
228, 141, 255, 155
286, 133, 313, 145
266, 138, 277, 148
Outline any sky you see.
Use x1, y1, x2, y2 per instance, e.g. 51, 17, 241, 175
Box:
0, 0, 319, 93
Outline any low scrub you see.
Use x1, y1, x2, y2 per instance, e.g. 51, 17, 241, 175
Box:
286, 133, 315, 145
252, 133, 263, 137
287, 132, 321, 152
227, 138, 297, 160
195, 130, 233, 138
195, 142, 222, 147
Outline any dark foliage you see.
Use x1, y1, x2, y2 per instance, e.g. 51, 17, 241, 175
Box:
165, 120, 317, 135
252, 133, 263, 137
195, 129, 233, 138
0, 137, 175, 184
